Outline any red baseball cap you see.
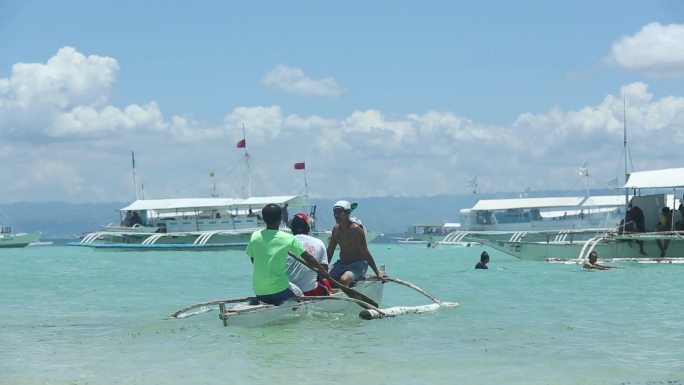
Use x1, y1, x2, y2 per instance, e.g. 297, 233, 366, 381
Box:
294, 212, 309, 223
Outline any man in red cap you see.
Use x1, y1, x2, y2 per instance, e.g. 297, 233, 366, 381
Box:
286, 213, 333, 296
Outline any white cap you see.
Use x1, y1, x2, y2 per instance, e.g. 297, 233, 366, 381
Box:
333, 200, 352, 210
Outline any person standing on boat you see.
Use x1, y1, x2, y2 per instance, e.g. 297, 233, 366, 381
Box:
281, 203, 289, 225
475, 251, 489, 269
245, 204, 326, 305
628, 200, 646, 232
327, 200, 385, 287
626, 200, 647, 255
286, 213, 333, 296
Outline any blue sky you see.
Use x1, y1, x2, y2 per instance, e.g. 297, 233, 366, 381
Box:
1, 0, 683, 203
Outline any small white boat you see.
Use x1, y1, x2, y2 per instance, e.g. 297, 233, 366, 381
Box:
400, 223, 461, 246
0, 226, 41, 248
394, 237, 428, 245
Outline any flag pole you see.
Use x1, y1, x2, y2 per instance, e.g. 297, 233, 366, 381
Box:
294, 161, 309, 213
304, 160, 309, 211
210, 172, 217, 197
131, 151, 139, 200
242, 124, 251, 198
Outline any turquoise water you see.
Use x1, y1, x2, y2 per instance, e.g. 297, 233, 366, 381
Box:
1, 244, 682, 385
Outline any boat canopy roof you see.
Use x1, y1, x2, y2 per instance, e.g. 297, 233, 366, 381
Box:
471, 195, 627, 211
624, 168, 684, 189
120, 195, 307, 212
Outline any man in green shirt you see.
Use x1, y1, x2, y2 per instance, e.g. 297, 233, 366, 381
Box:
246, 203, 325, 305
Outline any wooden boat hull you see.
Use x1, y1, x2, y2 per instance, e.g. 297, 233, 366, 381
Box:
219, 279, 384, 327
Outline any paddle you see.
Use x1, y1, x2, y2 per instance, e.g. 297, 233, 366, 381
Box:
288, 252, 379, 308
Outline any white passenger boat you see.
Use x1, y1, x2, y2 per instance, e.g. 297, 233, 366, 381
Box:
394, 237, 429, 245
477, 168, 684, 262
68, 195, 308, 250
438, 194, 627, 247
399, 223, 461, 246
0, 226, 41, 248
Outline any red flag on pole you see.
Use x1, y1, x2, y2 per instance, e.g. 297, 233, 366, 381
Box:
294, 162, 305, 170
236, 139, 246, 148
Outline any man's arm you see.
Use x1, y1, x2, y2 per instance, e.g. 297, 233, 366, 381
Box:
299, 250, 327, 275
352, 225, 385, 279
326, 226, 339, 264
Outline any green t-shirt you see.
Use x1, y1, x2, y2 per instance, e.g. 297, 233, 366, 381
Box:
245, 229, 306, 296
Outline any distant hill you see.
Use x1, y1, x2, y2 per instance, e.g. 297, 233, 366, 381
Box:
1, 188, 618, 239
0, 202, 125, 239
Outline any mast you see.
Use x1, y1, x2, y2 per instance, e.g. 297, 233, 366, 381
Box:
303, 163, 309, 211
294, 161, 309, 215
131, 151, 139, 200
623, 97, 629, 185
210, 171, 217, 197
240, 123, 251, 198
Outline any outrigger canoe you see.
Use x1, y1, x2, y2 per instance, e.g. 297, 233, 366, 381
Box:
169, 275, 458, 327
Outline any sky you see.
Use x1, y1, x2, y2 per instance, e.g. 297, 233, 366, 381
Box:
1, 0, 684, 203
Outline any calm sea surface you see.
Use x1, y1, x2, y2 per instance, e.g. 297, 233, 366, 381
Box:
1, 243, 682, 385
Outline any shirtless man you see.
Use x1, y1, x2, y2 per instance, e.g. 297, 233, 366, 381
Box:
326, 200, 385, 286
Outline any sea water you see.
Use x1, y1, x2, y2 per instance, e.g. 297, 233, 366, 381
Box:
1, 243, 682, 385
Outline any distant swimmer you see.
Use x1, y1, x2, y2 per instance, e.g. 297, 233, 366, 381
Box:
475, 251, 489, 269
583, 251, 617, 270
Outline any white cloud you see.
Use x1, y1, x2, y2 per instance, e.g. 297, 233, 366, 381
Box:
0, 47, 215, 142
608, 22, 684, 77
260, 65, 343, 98
2, 46, 684, 202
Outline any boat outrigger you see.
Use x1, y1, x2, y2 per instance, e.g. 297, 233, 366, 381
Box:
168, 272, 458, 327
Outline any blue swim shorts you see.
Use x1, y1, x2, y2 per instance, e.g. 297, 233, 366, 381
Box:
256, 287, 295, 306
329, 260, 369, 282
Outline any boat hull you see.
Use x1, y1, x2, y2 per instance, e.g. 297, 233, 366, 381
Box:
0, 232, 41, 248
481, 232, 684, 261
220, 279, 384, 327
68, 229, 255, 250
439, 228, 612, 247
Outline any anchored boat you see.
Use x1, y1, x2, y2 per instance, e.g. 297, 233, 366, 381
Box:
438, 194, 627, 248
68, 195, 309, 250
476, 168, 684, 262
0, 225, 41, 248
